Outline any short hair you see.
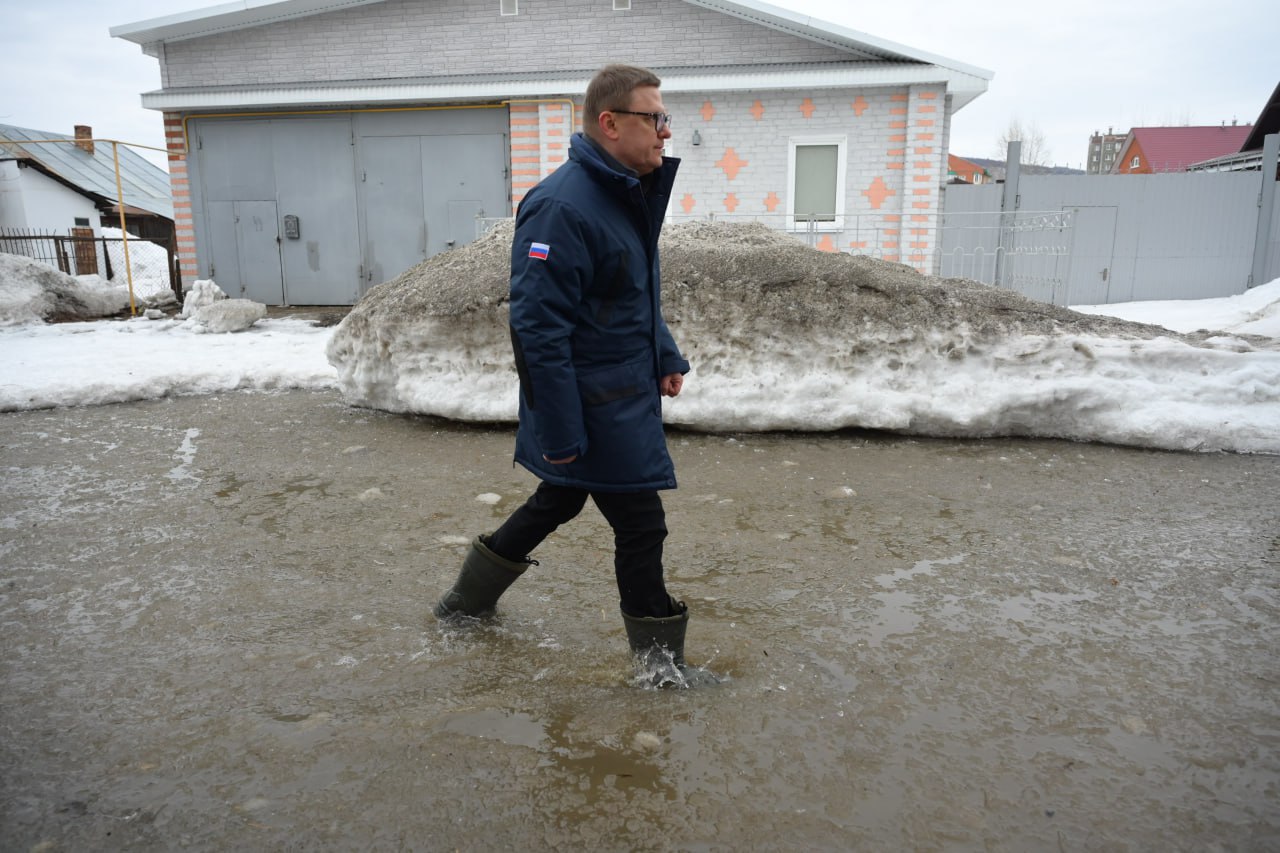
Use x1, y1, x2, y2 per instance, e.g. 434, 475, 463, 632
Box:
583, 64, 662, 141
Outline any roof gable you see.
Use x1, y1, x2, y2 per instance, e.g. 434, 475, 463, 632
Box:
112, 0, 991, 80
113, 0, 991, 111
1122, 125, 1253, 172
0, 124, 173, 219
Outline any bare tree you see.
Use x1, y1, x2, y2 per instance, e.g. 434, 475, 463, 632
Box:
994, 118, 1052, 167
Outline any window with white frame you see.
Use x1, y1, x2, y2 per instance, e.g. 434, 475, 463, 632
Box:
500, 0, 518, 15
787, 136, 846, 229
1131, 155, 1140, 168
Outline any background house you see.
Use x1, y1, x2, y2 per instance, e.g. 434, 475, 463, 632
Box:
0, 122, 175, 280
0, 123, 174, 240
112, 0, 991, 306
947, 153, 989, 184
1188, 81, 1280, 174
1110, 124, 1253, 174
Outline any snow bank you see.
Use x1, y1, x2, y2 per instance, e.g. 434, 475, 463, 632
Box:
327, 221, 1280, 454
0, 253, 134, 325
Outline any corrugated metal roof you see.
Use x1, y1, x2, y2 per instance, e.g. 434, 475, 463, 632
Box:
1125, 125, 1253, 172
0, 124, 173, 219
141, 60, 990, 113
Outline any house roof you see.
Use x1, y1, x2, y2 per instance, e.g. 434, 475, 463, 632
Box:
0, 123, 173, 219
947, 153, 985, 175
112, 0, 993, 110
1114, 125, 1254, 173
1241, 81, 1280, 152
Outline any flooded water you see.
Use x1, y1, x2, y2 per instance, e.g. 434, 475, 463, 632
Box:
2, 390, 1277, 851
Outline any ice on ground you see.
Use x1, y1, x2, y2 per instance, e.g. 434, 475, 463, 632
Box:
101, 226, 174, 301
327, 221, 1280, 454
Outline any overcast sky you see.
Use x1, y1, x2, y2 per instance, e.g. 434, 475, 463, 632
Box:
1, 0, 1273, 171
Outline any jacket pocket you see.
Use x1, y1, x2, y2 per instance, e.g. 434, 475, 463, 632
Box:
577, 357, 649, 408
510, 325, 536, 409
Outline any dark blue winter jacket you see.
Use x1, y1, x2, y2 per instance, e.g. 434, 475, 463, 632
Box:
509, 132, 689, 492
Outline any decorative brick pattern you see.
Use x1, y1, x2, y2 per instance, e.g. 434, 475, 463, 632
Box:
667, 87, 948, 272
164, 112, 199, 284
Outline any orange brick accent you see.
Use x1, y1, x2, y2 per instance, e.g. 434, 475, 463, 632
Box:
917, 133, 935, 141
912, 202, 930, 209
913, 161, 932, 169
701, 101, 716, 122
887, 163, 904, 170
887, 149, 904, 157
915, 119, 936, 127
800, 98, 816, 119
716, 148, 748, 180
862, 176, 894, 209
764, 191, 780, 212
724, 193, 739, 213
919, 92, 937, 99
915, 147, 934, 155
913, 188, 932, 195
913, 175, 932, 182
816, 235, 836, 252
680, 194, 696, 214
919, 105, 937, 113
889, 134, 907, 143
750, 100, 765, 121
852, 96, 869, 117
891, 94, 908, 102
889, 121, 907, 130
890, 107, 907, 116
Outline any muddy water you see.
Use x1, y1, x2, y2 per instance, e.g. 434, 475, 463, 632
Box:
1, 390, 1277, 851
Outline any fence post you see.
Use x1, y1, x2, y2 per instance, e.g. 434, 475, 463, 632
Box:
1249, 133, 1279, 290
994, 140, 1022, 288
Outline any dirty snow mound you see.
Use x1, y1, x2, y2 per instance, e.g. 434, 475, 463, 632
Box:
326, 221, 1280, 452
180, 279, 228, 318
0, 253, 133, 325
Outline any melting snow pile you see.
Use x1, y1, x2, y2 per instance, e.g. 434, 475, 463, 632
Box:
0, 252, 138, 325
328, 221, 1280, 453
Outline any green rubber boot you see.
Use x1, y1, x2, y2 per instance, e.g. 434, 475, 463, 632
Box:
622, 600, 719, 688
433, 536, 532, 619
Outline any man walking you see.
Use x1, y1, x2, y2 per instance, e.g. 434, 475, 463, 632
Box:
434, 64, 702, 683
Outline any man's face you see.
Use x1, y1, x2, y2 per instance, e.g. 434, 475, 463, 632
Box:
609, 85, 672, 176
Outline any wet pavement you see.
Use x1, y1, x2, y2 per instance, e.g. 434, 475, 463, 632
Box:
1, 390, 1277, 851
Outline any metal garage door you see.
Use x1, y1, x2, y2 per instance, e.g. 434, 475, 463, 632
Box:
355, 109, 509, 289
190, 108, 509, 305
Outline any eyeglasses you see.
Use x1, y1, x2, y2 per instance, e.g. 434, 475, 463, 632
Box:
611, 109, 672, 133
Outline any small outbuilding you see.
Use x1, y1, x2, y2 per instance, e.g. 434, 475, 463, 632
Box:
113, 0, 991, 305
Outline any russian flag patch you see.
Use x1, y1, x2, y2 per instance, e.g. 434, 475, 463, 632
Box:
529, 242, 550, 261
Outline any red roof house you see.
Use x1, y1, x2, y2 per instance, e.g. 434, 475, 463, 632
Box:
947, 153, 990, 184
1111, 125, 1253, 174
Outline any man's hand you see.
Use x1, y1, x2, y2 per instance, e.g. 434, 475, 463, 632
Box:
660, 373, 684, 397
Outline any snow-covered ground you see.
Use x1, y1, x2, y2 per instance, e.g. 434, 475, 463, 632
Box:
1, 247, 1277, 453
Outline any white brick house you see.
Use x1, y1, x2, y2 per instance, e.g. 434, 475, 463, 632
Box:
113, 0, 990, 305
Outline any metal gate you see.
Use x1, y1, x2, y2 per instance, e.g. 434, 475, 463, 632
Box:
189, 109, 509, 305
936, 209, 1074, 304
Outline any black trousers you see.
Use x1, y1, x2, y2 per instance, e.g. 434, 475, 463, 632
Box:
486, 481, 672, 618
